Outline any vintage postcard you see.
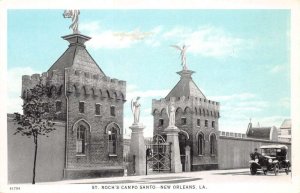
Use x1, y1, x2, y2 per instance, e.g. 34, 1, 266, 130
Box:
0, 0, 300, 193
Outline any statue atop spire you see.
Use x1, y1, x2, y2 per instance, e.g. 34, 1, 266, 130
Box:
171, 44, 190, 71
63, 10, 80, 34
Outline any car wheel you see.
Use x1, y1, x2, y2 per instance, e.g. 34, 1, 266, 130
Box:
274, 164, 279, 176
250, 166, 257, 175
285, 167, 289, 175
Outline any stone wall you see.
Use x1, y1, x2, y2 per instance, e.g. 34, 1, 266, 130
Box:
218, 135, 291, 169
7, 114, 65, 184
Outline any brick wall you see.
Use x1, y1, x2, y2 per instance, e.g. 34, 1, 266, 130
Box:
66, 91, 124, 168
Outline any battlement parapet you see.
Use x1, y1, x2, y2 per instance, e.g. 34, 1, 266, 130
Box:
22, 70, 64, 90
65, 68, 126, 100
21, 68, 126, 101
66, 68, 126, 86
152, 95, 220, 113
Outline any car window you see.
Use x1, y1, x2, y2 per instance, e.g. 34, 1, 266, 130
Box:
261, 148, 276, 156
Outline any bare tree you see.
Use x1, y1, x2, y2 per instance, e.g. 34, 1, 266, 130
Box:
13, 78, 57, 184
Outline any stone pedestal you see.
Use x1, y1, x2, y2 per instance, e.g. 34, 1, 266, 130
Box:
165, 126, 182, 173
129, 124, 146, 175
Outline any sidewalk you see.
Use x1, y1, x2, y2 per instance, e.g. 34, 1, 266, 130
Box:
39, 168, 251, 185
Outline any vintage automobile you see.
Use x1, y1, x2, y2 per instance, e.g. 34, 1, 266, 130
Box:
249, 145, 290, 175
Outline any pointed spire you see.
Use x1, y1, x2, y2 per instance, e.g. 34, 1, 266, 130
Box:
247, 118, 252, 130
165, 69, 206, 99
47, 33, 105, 76
257, 122, 260, 128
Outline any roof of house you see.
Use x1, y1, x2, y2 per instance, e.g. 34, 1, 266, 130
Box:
246, 127, 272, 140
47, 34, 105, 76
280, 119, 291, 129
165, 70, 206, 99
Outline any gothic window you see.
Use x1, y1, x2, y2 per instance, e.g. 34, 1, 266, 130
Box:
198, 133, 204, 155
110, 106, 116, 116
210, 133, 217, 155
113, 92, 117, 99
106, 90, 110, 98
79, 102, 85, 113
159, 119, 164, 127
56, 101, 62, 112
212, 121, 215, 128
181, 117, 187, 125
108, 127, 117, 155
199, 109, 202, 116
197, 119, 201, 126
76, 125, 86, 154
205, 120, 208, 127
95, 103, 101, 115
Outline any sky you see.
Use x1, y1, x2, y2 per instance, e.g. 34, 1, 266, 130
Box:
7, 9, 290, 137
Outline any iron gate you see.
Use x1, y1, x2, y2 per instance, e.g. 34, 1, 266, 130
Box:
145, 135, 171, 175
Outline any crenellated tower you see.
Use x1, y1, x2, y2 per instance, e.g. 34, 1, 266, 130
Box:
21, 33, 126, 179
152, 69, 220, 171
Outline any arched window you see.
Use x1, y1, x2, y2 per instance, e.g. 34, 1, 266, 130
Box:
198, 133, 204, 155
76, 125, 86, 154
108, 127, 117, 155
210, 133, 217, 155
113, 92, 118, 99
212, 121, 215, 128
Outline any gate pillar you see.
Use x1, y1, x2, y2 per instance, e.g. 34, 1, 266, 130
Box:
165, 126, 182, 173
185, 146, 191, 172
129, 124, 146, 175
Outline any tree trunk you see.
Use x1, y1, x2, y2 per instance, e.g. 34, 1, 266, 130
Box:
32, 136, 38, 184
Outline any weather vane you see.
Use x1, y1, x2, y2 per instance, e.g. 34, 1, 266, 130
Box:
63, 10, 80, 34
171, 44, 190, 71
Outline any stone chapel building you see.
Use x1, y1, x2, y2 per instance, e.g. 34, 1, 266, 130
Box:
9, 33, 126, 182
152, 69, 220, 171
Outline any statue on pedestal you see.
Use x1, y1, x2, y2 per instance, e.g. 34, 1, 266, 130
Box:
131, 97, 141, 125
171, 44, 189, 71
63, 10, 80, 34
166, 102, 176, 127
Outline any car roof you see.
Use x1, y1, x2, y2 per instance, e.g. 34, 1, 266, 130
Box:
260, 145, 288, 149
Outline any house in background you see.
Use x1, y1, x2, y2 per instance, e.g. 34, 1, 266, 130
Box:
246, 121, 278, 141
278, 119, 292, 142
